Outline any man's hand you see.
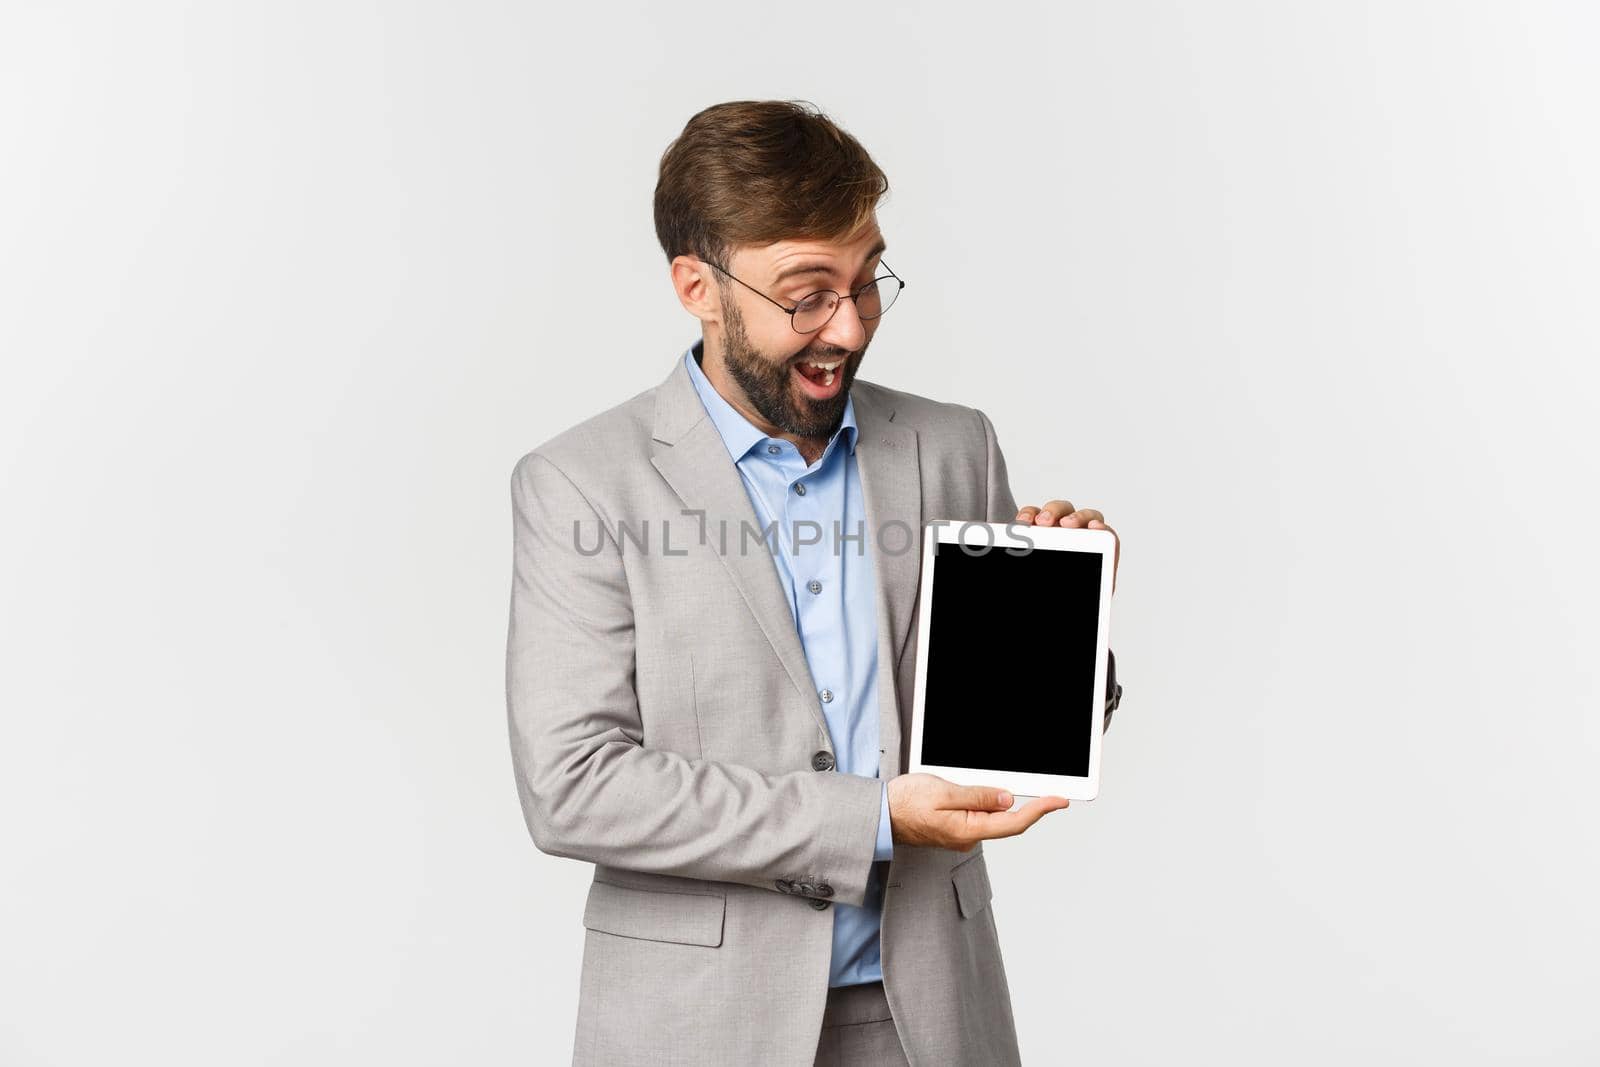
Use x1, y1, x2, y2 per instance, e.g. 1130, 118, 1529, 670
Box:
1016, 500, 1119, 594
886, 772, 1069, 851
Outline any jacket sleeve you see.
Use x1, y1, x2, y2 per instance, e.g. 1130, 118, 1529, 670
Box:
977, 406, 1018, 525
976, 407, 1122, 734
505, 451, 885, 908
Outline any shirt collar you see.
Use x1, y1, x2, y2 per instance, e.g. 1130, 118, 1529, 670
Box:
682, 337, 858, 464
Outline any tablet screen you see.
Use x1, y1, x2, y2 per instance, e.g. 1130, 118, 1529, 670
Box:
919, 538, 1102, 777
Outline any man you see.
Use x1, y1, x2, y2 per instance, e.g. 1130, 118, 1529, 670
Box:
506, 99, 1123, 1066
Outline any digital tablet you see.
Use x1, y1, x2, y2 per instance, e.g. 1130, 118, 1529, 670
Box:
907, 520, 1116, 802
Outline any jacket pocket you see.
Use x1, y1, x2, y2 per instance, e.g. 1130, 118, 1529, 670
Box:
950, 851, 994, 920
581, 879, 726, 947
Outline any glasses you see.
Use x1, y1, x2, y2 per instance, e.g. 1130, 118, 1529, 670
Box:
705, 258, 906, 334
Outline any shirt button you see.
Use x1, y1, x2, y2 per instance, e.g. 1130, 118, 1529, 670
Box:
794, 482, 806, 495
766, 444, 781, 454
811, 750, 835, 771
809, 898, 830, 910
807, 579, 822, 595
819, 689, 833, 703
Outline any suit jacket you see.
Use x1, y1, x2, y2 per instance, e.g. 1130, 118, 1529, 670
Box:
505, 352, 1119, 1065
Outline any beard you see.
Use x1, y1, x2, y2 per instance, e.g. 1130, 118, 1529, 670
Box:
718, 290, 863, 440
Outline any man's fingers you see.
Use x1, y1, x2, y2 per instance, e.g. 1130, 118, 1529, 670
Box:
1015, 501, 1077, 526
997, 796, 1069, 835
967, 796, 1069, 839
1033, 500, 1075, 526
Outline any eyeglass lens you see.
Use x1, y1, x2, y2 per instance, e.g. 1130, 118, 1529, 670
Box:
791, 275, 901, 332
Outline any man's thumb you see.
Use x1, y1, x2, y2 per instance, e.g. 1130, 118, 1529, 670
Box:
957, 785, 1013, 811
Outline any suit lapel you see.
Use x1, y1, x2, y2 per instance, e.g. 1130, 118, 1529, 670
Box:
849, 382, 921, 780
649, 354, 922, 772
650, 357, 829, 739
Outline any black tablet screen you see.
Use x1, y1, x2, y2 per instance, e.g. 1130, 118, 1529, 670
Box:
919, 537, 1102, 777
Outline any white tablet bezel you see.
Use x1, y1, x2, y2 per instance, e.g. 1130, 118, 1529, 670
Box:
907, 519, 1116, 802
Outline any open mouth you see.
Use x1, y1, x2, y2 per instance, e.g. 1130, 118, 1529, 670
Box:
792, 356, 847, 400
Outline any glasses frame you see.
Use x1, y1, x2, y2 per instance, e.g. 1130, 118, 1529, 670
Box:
704, 258, 906, 334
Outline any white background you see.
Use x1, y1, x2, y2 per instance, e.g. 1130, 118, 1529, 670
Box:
3, 2, 1596, 1063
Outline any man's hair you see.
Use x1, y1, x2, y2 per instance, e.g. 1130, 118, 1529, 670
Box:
653, 100, 889, 268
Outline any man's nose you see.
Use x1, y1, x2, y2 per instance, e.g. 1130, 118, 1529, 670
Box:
817, 293, 868, 352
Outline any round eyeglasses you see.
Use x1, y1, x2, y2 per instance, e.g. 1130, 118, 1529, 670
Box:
705, 259, 906, 334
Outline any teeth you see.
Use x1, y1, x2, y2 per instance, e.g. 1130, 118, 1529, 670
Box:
796, 358, 842, 389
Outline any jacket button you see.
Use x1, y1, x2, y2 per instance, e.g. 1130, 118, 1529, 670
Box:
811, 750, 835, 771
775, 879, 793, 893
814, 882, 834, 897
794, 880, 816, 896
809, 898, 830, 910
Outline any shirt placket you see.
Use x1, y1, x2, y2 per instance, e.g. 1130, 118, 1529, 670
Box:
790, 451, 851, 763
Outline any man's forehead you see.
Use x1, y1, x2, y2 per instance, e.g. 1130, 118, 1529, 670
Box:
740, 230, 888, 282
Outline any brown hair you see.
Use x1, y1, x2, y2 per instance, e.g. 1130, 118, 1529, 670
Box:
653, 100, 889, 267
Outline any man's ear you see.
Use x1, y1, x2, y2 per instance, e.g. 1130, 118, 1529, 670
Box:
670, 256, 721, 326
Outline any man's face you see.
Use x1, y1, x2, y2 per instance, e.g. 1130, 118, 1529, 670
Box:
711, 226, 887, 441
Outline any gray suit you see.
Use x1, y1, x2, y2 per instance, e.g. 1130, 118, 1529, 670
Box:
506, 352, 1116, 1065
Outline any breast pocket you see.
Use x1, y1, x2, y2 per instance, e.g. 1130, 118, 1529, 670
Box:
581, 879, 727, 947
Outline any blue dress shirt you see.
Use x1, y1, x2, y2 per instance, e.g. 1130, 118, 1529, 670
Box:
683, 339, 893, 988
